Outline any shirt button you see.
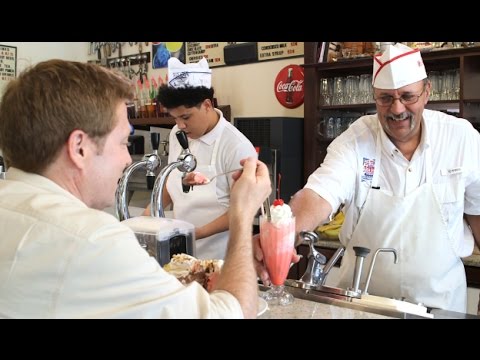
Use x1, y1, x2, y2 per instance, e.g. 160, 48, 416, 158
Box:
408, 168, 412, 172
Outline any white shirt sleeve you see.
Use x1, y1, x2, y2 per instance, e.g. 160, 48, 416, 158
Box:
59, 223, 243, 318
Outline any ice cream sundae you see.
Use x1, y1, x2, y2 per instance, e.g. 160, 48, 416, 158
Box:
164, 253, 223, 292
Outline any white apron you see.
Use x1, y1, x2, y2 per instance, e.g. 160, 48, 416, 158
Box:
167, 138, 229, 260
336, 129, 467, 312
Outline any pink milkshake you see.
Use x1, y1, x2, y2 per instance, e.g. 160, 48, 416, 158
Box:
260, 215, 295, 285
260, 199, 295, 305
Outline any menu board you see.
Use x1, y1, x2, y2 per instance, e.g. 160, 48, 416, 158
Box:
186, 42, 233, 67
186, 42, 303, 67
0, 45, 16, 97
257, 42, 304, 61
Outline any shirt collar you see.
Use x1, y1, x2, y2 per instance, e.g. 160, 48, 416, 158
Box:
197, 108, 226, 146
6, 167, 87, 205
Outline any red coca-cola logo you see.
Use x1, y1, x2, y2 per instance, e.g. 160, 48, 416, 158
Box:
274, 64, 304, 109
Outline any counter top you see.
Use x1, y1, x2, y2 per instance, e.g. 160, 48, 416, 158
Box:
257, 293, 395, 319
311, 239, 480, 268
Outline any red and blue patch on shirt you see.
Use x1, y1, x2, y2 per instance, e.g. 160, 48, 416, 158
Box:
361, 157, 375, 182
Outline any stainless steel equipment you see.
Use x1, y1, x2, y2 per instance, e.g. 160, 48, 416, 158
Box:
285, 231, 358, 301
0, 156, 5, 180
115, 131, 197, 265
151, 130, 197, 218
116, 133, 163, 221
349, 246, 371, 293
121, 216, 195, 266
363, 248, 398, 295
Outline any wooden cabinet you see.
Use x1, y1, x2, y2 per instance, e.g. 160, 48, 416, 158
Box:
303, 43, 480, 183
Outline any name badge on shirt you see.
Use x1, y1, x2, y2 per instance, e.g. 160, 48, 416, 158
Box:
361, 157, 376, 182
440, 167, 463, 176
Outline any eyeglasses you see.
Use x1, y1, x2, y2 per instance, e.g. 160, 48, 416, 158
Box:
373, 86, 426, 107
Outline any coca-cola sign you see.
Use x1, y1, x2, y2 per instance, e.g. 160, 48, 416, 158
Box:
274, 64, 304, 109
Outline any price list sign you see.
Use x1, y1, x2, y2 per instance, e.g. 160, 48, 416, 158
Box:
186, 42, 231, 67
257, 42, 304, 61
0, 45, 17, 97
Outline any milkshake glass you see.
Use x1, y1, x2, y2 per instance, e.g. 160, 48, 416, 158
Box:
260, 214, 295, 305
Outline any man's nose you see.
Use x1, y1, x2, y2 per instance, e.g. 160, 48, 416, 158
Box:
390, 98, 407, 114
125, 155, 132, 167
176, 120, 186, 129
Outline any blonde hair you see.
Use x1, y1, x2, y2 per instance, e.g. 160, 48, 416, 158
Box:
0, 59, 134, 173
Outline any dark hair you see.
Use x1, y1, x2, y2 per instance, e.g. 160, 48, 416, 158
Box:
0, 59, 133, 174
157, 85, 214, 109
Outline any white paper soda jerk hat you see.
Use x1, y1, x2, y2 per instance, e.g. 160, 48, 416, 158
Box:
168, 57, 212, 89
372, 43, 427, 89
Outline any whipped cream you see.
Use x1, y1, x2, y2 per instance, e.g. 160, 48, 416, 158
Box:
270, 202, 293, 225
163, 254, 224, 278
163, 253, 197, 277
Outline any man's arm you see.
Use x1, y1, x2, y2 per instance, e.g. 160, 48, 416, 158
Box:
195, 212, 228, 240
465, 214, 480, 249
289, 188, 333, 246
215, 158, 271, 319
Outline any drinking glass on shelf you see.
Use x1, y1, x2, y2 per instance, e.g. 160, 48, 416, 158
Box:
259, 214, 296, 306
320, 78, 332, 106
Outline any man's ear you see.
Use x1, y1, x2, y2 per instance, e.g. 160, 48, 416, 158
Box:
424, 80, 432, 104
203, 98, 213, 110
66, 129, 89, 169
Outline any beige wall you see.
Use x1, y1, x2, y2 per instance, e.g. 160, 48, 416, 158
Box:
0, 42, 305, 155
1, 42, 304, 120
0, 42, 88, 75
83, 43, 305, 120
213, 57, 304, 119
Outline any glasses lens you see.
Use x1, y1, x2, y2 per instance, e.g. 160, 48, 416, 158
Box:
376, 96, 393, 106
400, 94, 419, 105
375, 94, 421, 106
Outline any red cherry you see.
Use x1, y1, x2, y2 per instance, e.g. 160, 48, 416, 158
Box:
273, 199, 284, 206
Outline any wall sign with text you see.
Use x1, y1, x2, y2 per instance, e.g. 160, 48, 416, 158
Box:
0, 45, 17, 97
186, 42, 303, 67
186, 42, 231, 67
274, 64, 304, 109
257, 42, 303, 61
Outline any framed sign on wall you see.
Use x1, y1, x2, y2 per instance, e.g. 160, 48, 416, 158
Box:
0, 45, 17, 97
185, 42, 304, 67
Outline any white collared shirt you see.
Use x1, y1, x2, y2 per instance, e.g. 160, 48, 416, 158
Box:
168, 109, 257, 207
305, 109, 480, 257
0, 168, 243, 318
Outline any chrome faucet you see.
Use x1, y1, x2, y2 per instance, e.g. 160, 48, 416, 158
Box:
115, 133, 162, 221
363, 248, 398, 295
0, 155, 5, 180
296, 231, 345, 287
349, 246, 371, 293
151, 130, 197, 218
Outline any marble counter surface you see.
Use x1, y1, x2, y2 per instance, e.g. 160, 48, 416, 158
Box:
311, 239, 480, 268
257, 293, 394, 319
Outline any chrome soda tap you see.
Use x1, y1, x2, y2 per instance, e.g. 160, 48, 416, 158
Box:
115, 133, 162, 221
318, 245, 345, 286
298, 231, 327, 286
151, 130, 197, 218
298, 231, 345, 287
349, 246, 371, 294
146, 133, 160, 190
0, 155, 5, 180
160, 139, 169, 156
363, 248, 398, 295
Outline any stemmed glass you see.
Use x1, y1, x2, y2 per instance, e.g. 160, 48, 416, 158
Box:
259, 214, 295, 306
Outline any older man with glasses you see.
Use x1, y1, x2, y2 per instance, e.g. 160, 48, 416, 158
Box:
256, 43, 480, 313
